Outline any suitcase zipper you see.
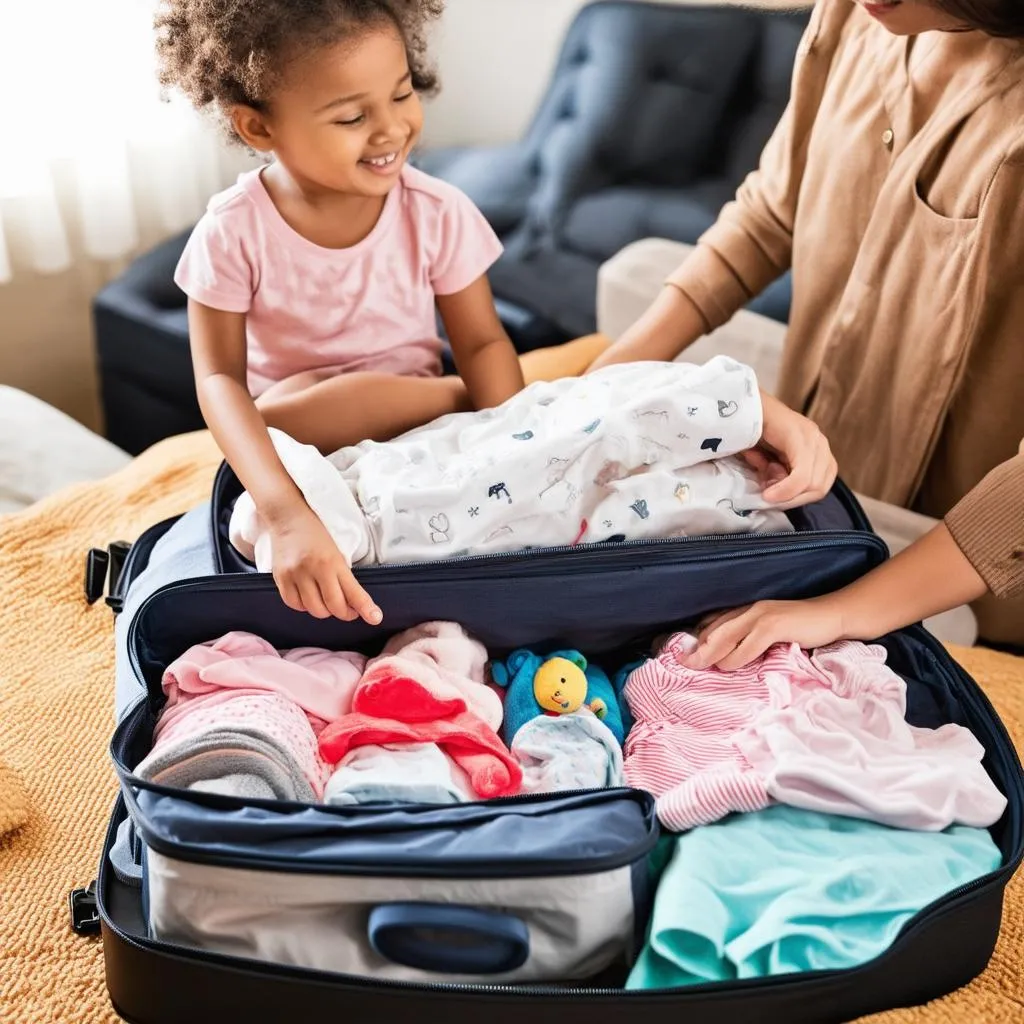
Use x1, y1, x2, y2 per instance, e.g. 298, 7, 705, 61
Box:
210, 463, 878, 573
131, 529, 886, 619
361, 528, 882, 571
127, 531, 886, 708
220, 526, 887, 575
114, 767, 660, 879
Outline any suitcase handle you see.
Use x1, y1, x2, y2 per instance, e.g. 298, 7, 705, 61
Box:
367, 902, 530, 975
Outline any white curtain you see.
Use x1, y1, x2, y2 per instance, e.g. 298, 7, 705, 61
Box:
0, 0, 256, 284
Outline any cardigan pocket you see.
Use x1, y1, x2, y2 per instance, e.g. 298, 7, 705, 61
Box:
911, 177, 980, 230
910, 181, 979, 287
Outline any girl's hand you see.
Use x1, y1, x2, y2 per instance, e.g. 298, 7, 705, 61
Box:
743, 392, 837, 509
268, 507, 382, 625
683, 598, 846, 671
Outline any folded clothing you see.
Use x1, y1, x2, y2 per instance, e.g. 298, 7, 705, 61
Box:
354, 621, 502, 730
318, 710, 522, 800
138, 632, 370, 802
627, 805, 1003, 988
135, 721, 322, 802
155, 631, 367, 740
624, 633, 1007, 832
513, 711, 624, 794
229, 356, 793, 571
324, 743, 475, 806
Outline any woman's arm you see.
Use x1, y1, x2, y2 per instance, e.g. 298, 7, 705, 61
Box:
686, 523, 989, 670
944, 445, 1024, 600
437, 275, 524, 409
189, 299, 381, 624
684, 445, 1024, 669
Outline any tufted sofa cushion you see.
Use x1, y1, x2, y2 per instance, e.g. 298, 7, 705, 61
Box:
413, 145, 539, 236
425, 1, 807, 337
93, 230, 201, 454
510, 5, 760, 232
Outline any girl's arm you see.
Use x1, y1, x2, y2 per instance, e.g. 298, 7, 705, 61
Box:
685, 523, 989, 671
437, 275, 524, 409
189, 299, 381, 625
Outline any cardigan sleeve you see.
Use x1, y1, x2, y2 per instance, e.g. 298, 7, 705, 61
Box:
943, 129, 1024, 601
945, 446, 1024, 599
665, 0, 848, 331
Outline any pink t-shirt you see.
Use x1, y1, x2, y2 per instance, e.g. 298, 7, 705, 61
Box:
174, 165, 503, 396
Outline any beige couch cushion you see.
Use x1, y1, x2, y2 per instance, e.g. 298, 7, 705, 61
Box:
0, 387, 130, 514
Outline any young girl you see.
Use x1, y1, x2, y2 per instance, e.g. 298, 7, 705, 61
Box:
156, 0, 539, 626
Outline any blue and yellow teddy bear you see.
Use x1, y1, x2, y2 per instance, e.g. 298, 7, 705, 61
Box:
490, 649, 627, 745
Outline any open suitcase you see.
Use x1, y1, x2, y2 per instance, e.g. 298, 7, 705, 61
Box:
78, 466, 1024, 1024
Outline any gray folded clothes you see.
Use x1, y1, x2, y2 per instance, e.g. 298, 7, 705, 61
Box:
134, 729, 318, 803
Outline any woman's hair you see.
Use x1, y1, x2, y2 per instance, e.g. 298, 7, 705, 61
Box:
155, 0, 444, 131
932, 0, 1024, 37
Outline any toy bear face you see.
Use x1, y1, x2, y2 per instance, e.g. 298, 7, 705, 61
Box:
533, 657, 589, 714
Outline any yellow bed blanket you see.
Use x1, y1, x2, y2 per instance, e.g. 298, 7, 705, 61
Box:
0, 431, 1021, 1023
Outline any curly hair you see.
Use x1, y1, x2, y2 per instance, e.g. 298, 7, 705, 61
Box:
155, 0, 444, 136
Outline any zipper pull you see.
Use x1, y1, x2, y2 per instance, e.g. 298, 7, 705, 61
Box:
104, 539, 132, 614
107, 540, 132, 598
84, 540, 131, 613
68, 880, 100, 935
84, 549, 110, 605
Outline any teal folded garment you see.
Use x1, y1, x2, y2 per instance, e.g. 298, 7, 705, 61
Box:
627, 805, 1002, 989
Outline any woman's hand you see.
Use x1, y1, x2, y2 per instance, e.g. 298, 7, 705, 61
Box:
268, 506, 382, 625
684, 518, 995, 672
684, 598, 846, 671
744, 391, 837, 508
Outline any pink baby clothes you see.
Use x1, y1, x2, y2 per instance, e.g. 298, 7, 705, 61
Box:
623, 634, 1006, 833
735, 642, 1007, 832
148, 692, 332, 799
623, 634, 773, 831
353, 621, 503, 730
174, 165, 503, 397
154, 631, 367, 743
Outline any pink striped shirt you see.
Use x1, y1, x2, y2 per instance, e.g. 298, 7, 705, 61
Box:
623, 633, 1006, 833
623, 634, 782, 830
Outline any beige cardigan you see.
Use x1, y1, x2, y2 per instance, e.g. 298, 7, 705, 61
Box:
667, 0, 1024, 642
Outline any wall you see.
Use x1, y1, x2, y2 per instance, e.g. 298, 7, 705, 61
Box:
422, 0, 587, 148
0, 263, 107, 430
420, 0, 797, 148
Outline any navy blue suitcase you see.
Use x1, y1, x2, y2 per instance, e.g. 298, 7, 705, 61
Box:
81, 468, 1024, 1024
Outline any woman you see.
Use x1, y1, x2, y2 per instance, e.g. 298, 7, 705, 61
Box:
592, 0, 1024, 663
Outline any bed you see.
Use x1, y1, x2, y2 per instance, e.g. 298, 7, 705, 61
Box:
1, 418, 1017, 1024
